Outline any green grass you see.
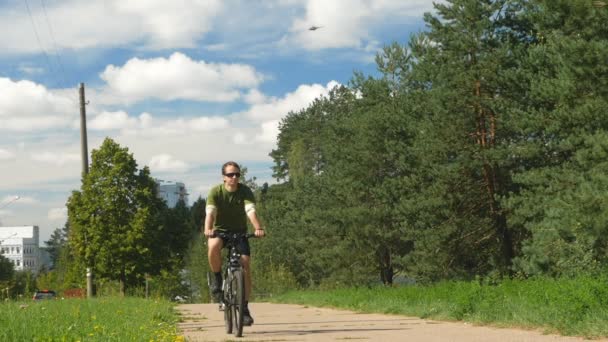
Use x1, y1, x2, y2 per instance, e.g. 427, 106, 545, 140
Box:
0, 297, 184, 341
270, 275, 608, 339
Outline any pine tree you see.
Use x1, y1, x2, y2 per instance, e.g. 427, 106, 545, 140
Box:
506, 0, 608, 276
403, 0, 531, 278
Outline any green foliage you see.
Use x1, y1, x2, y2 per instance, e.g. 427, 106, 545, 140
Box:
260, 0, 608, 287
0, 254, 13, 282
189, 196, 205, 235
183, 232, 210, 303
504, 0, 608, 276
251, 261, 298, 299
67, 138, 169, 294
43, 223, 69, 268
10, 271, 36, 299
0, 297, 182, 341
272, 275, 608, 338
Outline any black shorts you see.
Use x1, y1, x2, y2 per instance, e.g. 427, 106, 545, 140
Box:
220, 235, 251, 256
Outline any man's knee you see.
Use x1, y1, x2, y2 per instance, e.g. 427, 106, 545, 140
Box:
241, 256, 251, 270
208, 238, 223, 255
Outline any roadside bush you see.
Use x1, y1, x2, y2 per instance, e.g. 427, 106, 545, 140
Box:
252, 262, 298, 299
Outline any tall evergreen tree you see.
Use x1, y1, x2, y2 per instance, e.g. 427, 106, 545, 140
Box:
43, 223, 69, 268
402, 0, 531, 278
506, 0, 608, 276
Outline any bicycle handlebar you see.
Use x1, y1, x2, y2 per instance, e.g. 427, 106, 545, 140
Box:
211, 231, 256, 239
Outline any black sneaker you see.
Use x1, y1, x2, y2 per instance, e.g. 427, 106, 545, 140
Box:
242, 310, 254, 326
212, 290, 223, 304
208, 274, 223, 303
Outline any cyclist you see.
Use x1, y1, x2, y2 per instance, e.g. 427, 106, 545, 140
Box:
204, 161, 265, 326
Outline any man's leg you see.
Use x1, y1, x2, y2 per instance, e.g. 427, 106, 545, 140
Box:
240, 255, 254, 326
241, 255, 252, 301
207, 237, 223, 303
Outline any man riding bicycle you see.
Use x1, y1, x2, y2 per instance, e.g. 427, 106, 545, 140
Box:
204, 161, 265, 326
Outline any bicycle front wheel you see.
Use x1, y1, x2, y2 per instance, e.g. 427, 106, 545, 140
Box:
224, 300, 233, 333
223, 271, 233, 334
231, 268, 245, 337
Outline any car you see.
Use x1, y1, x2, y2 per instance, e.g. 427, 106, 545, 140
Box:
32, 290, 56, 300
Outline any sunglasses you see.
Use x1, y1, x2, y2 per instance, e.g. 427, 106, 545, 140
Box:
224, 172, 241, 178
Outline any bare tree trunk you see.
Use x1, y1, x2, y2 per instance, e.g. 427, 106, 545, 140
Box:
475, 80, 514, 272
119, 269, 126, 297
378, 247, 394, 285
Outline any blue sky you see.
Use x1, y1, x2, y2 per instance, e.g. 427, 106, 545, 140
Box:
0, 0, 437, 244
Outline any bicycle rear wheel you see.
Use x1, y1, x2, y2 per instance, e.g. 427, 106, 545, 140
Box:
231, 268, 245, 337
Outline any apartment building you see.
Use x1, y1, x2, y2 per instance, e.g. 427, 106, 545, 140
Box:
0, 226, 40, 273
156, 180, 189, 208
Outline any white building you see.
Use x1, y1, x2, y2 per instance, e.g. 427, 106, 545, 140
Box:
0, 226, 40, 273
156, 181, 188, 208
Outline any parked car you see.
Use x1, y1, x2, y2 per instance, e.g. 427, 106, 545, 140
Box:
32, 290, 56, 300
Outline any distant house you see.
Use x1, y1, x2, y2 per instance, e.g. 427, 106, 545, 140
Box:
156, 180, 189, 208
0, 226, 41, 273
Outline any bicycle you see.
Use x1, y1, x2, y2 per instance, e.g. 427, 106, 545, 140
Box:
209, 231, 254, 337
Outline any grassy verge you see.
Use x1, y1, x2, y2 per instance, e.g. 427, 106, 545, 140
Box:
270, 275, 608, 339
0, 297, 183, 341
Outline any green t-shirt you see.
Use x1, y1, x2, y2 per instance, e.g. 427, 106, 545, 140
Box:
207, 183, 255, 233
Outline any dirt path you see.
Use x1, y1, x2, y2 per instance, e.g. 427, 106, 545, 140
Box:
176, 303, 605, 342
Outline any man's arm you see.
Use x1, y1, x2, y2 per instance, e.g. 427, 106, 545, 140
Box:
243, 185, 265, 237
247, 210, 265, 237
204, 205, 216, 237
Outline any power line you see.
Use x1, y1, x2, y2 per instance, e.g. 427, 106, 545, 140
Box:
40, 0, 72, 90
23, 0, 55, 80
23, 0, 78, 104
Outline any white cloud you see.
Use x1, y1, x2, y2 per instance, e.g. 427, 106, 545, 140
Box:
226, 80, 340, 145
284, 0, 435, 51
0, 1, 435, 59
0, 0, 223, 54
0, 78, 76, 132
31, 152, 80, 166
245, 80, 340, 122
100, 52, 264, 104
287, 0, 369, 50
256, 120, 281, 143
89, 110, 138, 131
0, 148, 15, 160
113, 0, 223, 49
114, 112, 230, 136
149, 154, 189, 173
233, 131, 248, 145
48, 207, 67, 221
244, 89, 267, 105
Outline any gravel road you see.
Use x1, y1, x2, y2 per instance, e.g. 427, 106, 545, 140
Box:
177, 303, 605, 342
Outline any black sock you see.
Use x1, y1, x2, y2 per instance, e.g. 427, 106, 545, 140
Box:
214, 272, 222, 284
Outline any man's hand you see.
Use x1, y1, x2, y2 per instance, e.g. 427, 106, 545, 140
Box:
254, 228, 265, 238
204, 228, 215, 238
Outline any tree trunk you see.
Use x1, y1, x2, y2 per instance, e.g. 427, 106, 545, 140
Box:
475, 80, 514, 272
119, 269, 126, 297
378, 247, 393, 285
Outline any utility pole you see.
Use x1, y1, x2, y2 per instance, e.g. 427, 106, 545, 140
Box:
79, 83, 93, 298
79, 83, 89, 175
